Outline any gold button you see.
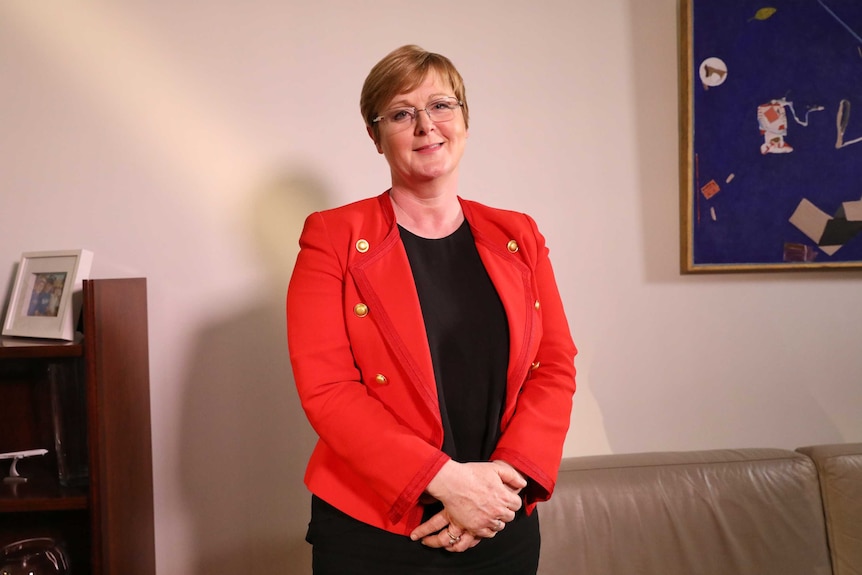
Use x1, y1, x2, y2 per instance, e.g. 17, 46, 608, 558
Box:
374, 373, 388, 385
530, 361, 541, 371
534, 300, 540, 310
354, 303, 369, 317
507, 240, 519, 253
356, 239, 369, 253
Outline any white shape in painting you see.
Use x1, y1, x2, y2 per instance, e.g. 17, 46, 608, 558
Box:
758, 97, 825, 155
699, 57, 728, 89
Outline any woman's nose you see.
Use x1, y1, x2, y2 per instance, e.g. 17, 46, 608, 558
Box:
414, 110, 436, 134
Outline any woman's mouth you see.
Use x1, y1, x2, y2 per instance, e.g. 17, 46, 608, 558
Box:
414, 142, 443, 152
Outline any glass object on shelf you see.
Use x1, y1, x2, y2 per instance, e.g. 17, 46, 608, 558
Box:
48, 362, 89, 487
0, 538, 70, 575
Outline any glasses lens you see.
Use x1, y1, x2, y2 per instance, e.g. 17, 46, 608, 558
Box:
426, 98, 459, 122
387, 108, 415, 124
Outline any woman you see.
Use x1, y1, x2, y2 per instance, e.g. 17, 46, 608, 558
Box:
287, 45, 577, 574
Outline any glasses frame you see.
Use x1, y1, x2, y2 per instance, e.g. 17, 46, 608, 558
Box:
372, 96, 464, 131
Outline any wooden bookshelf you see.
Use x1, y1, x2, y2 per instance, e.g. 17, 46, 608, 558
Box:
0, 279, 154, 575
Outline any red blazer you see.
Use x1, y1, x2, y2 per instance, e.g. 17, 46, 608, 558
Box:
287, 191, 577, 536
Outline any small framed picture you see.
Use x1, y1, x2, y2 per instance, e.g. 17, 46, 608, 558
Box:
2, 250, 94, 341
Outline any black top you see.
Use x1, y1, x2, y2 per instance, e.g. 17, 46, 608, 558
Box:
399, 220, 509, 462
306, 220, 539, 575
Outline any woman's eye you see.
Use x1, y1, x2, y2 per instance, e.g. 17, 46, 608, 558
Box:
391, 109, 413, 122
432, 101, 452, 110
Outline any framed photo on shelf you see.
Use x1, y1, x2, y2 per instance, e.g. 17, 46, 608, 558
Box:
680, 0, 862, 273
2, 250, 94, 340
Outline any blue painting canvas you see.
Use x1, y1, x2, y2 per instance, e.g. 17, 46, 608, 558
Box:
683, 0, 862, 271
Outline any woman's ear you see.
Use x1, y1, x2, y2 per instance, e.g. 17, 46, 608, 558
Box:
367, 125, 384, 154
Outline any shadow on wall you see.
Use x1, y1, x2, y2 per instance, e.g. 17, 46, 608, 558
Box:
179, 171, 330, 574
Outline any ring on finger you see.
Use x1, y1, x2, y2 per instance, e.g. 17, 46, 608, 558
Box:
494, 519, 505, 531
446, 528, 461, 546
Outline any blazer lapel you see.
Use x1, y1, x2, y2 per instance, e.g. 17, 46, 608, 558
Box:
349, 221, 442, 427
464, 204, 537, 418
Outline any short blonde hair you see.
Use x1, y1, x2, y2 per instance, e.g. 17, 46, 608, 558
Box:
360, 45, 469, 141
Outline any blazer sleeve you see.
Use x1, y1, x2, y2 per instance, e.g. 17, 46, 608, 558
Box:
287, 211, 449, 521
491, 213, 577, 505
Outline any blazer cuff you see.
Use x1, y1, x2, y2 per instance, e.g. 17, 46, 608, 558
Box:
492, 447, 555, 503
388, 451, 450, 524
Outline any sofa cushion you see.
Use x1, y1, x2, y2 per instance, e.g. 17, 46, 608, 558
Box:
797, 443, 862, 575
538, 448, 832, 575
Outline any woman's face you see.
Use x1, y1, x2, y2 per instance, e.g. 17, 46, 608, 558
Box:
370, 72, 468, 189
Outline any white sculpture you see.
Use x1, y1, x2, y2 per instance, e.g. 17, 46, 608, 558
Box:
0, 449, 48, 483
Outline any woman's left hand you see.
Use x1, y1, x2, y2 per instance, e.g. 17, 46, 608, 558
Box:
410, 509, 483, 552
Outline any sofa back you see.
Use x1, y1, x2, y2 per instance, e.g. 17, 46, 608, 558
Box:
538, 448, 832, 575
797, 443, 862, 575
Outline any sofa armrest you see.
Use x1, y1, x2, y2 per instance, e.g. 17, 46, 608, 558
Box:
797, 443, 862, 575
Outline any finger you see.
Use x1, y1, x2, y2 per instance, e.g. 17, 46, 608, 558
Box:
410, 511, 449, 541
419, 531, 450, 549
420, 524, 462, 549
446, 532, 479, 553
493, 460, 527, 491
478, 517, 508, 539
500, 506, 517, 523
501, 490, 523, 513
450, 513, 513, 546
472, 525, 500, 539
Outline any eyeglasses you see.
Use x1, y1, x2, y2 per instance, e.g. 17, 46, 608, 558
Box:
372, 96, 464, 132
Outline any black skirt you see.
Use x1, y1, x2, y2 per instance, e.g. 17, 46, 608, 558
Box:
307, 496, 540, 575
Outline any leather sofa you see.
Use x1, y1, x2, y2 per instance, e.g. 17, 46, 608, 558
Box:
538, 443, 862, 575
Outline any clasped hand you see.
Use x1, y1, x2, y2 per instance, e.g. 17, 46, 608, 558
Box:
409, 460, 526, 552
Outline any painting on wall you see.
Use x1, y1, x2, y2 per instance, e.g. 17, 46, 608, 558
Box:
680, 0, 862, 273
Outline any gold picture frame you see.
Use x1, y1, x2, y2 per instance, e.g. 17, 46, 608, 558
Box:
680, 0, 862, 273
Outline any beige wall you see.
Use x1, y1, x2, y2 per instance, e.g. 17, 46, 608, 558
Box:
2, 1, 860, 573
